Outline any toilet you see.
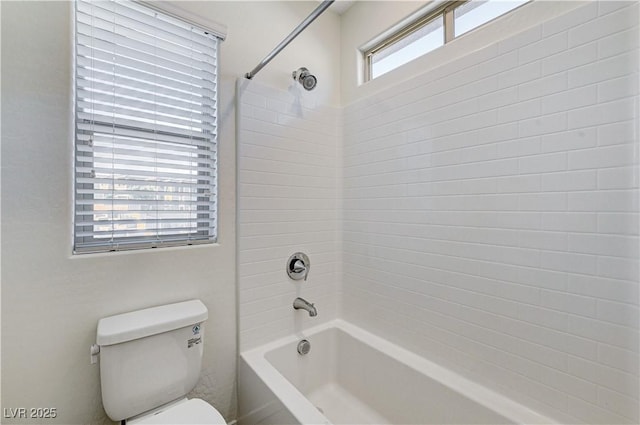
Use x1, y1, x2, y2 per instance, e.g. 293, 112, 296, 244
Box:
96, 300, 226, 424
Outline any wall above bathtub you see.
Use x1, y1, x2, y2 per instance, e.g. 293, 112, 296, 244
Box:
236, 79, 343, 350
341, 1, 639, 423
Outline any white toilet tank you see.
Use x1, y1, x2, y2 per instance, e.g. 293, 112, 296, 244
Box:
97, 300, 208, 421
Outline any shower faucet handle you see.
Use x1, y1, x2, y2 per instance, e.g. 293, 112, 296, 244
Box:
287, 252, 310, 281
291, 259, 307, 274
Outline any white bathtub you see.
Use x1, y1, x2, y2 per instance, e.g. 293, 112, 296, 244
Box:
238, 320, 552, 425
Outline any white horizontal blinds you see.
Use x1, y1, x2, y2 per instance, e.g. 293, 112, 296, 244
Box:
74, 0, 218, 253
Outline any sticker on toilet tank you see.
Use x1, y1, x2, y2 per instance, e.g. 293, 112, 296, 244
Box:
187, 336, 202, 348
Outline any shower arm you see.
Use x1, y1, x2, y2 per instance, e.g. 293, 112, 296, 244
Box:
244, 0, 334, 80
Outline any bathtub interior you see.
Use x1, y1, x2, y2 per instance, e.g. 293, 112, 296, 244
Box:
264, 327, 514, 424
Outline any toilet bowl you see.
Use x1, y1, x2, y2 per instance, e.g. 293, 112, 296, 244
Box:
128, 399, 225, 425
96, 300, 226, 424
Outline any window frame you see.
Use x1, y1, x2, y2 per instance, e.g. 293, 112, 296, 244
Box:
72, 0, 222, 254
363, 0, 529, 82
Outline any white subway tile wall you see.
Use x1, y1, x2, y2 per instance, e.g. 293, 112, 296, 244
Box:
343, 2, 638, 424
237, 81, 342, 350
236, 2, 638, 423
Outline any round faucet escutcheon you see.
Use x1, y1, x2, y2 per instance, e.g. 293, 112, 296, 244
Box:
286, 252, 310, 281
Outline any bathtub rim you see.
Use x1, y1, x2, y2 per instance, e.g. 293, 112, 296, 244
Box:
240, 319, 554, 425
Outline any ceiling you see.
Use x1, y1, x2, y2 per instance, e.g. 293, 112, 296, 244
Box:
328, 0, 356, 15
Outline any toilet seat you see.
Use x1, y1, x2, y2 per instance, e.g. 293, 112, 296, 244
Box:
129, 398, 226, 425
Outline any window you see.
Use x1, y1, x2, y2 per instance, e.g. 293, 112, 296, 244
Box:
364, 0, 529, 81
74, 0, 222, 253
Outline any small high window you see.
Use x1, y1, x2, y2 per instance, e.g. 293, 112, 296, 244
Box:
73, 0, 222, 253
364, 0, 529, 81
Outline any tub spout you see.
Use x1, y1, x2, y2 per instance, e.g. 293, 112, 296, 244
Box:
293, 297, 317, 317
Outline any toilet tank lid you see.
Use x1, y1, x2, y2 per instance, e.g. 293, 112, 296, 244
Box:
97, 300, 208, 346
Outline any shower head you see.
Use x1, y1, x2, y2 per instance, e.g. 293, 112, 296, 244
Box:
292, 67, 317, 91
